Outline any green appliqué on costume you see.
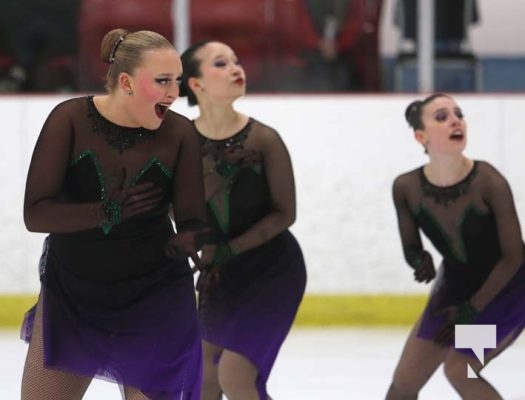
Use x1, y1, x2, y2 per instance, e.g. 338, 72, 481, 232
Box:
250, 164, 263, 175
71, 150, 113, 234
416, 203, 488, 263
70, 153, 172, 235
70, 150, 107, 200
130, 157, 172, 185
209, 189, 231, 233
208, 164, 261, 233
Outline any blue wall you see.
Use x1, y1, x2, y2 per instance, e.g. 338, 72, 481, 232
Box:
383, 57, 525, 92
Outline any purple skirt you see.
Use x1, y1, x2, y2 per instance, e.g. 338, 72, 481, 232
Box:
21, 247, 202, 400
418, 262, 525, 358
198, 230, 306, 398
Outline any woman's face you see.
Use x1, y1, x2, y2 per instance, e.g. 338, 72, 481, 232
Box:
418, 96, 467, 155
191, 42, 246, 102
128, 47, 182, 129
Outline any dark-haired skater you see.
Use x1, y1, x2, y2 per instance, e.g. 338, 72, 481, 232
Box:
386, 93, 525, 399
180, 40, 307, 400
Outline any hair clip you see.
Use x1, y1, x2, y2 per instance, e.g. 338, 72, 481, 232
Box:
109, 35, 125, 63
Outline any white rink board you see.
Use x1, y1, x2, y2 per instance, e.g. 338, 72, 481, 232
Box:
2, 93, 525, 294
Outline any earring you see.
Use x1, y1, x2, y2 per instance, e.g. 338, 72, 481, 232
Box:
128, 89, 133, 96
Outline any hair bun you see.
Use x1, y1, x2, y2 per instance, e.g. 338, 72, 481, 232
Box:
405, 100, 422, 128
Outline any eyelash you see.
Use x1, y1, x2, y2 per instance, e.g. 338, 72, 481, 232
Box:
213, 59, 241, 68
436, 111, 464, 121
155, 78, 171, 85
155, 78, 182, 87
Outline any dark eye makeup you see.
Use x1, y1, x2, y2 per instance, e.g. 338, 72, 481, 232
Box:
155, 77, 171, 85
434, 108, 464, 122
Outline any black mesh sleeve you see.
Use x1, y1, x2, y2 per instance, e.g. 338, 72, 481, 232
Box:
23, 100, 104, 233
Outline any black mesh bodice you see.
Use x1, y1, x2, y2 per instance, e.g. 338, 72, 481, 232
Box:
197, 118, 296, 252
24, 96, 206, 281
393, 160, 525, 296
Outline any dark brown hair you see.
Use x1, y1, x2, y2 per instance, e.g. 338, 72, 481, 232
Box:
405, 93, 450, 130
179, 40, 215, 106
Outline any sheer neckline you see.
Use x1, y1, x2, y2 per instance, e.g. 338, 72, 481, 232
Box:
194, 118, 253, 143
419, 160, 479, 206
197, 118, 254, 162
86, 96, 158, 153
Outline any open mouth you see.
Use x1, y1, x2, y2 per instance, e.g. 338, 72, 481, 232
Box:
449, 130, 464, 141
155, 103, 170, 119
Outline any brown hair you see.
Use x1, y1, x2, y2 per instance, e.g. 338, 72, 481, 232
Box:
405, 93, 450, 130
100, 28, 173, 92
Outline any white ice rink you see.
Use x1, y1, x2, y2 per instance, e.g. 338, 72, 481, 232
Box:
2, 327, 525, 399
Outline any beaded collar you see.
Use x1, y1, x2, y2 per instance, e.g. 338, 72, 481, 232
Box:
86, 96, 158, 153
419, 161, 478, 206
198, 118, 252, 161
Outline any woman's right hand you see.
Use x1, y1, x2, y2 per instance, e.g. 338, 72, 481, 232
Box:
110, 181, 163, 220
100, 168, 163, 233
105, 168, 163, 221
413, 251, 436, 283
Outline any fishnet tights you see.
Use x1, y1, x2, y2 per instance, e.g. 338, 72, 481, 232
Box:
21, 299, 92, 400
21, 299, 150, 400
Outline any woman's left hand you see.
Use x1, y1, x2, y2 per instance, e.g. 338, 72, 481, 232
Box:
196, 243, 234, 290
195, 245, 220, 289
223, 145, 262, 166
195, 244, 216, 273
433, 301, 479, 345
433, 305, 459, 345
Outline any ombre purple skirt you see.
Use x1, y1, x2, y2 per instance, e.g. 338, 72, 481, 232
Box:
197, 230, 307, 399
417, 262, 525, 358
21, 238, 202, 400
